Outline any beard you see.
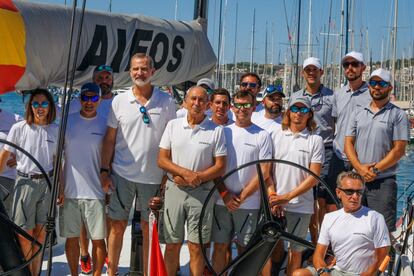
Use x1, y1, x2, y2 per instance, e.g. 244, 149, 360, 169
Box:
265, 104, 282, 115
370, 90, 389, 101
99, 83, 113, 95
133, 76, 152, 87
346, 72, 361, 82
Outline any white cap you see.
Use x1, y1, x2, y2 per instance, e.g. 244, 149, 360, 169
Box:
197, 78, 215, 90
370, 68, 391, 82
342, 51, 364, 64
303, 57, 322, 69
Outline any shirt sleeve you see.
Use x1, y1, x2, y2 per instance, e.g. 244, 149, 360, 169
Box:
311, 135, 324, 164
331, 92, 338, 118
259, 131, 273, 159
3, 123, 19, 153
159, 120, 173, 150
372, 212, 391, 248
107, 98, 118, 129
167, 97, 177, 122
392, 110, 410, 141
345, 109, 358, 137
213, 125, 227, 157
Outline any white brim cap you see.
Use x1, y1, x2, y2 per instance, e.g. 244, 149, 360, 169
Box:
342, 51, 364, 64
197, 78, 215, 90
303, 57, 322, 69
370, 68, 391, 82
289, 96, 311, 109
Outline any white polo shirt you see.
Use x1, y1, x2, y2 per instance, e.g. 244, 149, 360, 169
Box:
4, 121, 59, 174
64, 113, 107, 200
319, 206, 390, 274
0, 110, 21, 179
251, 110, 282, 136
107, 87, 176, 183
272, 128, 324, 214
217, 123, 272, 209
159, 116, 227, 188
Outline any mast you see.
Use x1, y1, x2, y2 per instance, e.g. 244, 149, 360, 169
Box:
344, 0, 349, 54
293, 0, 302, 92
271, 22, 275, 78
175, 0, 178, 20
338, 0, 345, 87
307, 0, 312, 57
216, 0, 223, 86
264, 21, 268, 84
232, 2, 238, 93
250, 9, 256, 72
391, 0, 398, 97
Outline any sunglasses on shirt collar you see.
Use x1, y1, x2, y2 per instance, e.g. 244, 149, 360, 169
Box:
139, 106, 150, 124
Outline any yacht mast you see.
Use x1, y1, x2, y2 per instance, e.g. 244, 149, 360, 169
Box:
391, 0, 398, 96
307, 0, 312, 57
232, 2, 238, 93
250, 9, 256, 72
293, 0, 302, 92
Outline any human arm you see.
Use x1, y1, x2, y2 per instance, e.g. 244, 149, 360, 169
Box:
312, 243, 330, 275
0, 149, 12, 174
100, 126, 117, 193
373, 140, 407, 173
214, 176, 241, 212
359, 246, 389, 276
344, 136, 376, 182
239, 162, 271, 203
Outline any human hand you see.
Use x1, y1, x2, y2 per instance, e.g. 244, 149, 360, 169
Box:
100, 173, 114, 194
6, 154, 16, 168
357, 163, 377, 182
181, 170, 202, 187
223, 193, 241, 212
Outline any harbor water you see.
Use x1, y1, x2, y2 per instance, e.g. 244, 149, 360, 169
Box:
1, 92, 413, 217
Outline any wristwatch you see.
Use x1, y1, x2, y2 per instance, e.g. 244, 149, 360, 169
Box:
317, 267, 331, 275
372, 167, 380, 175
100, 167, 110, 174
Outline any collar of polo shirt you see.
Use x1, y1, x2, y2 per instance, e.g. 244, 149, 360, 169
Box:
346, 81, 368, 94
286, 127, 310, 138
182, 115, 210, 130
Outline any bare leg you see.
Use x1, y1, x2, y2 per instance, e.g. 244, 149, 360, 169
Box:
188, 241, 208, 276
292, 268, 313, 276
309, 201, 319, 245
17, 229, 34, 274
212, 243, 230, 274
80, 223, 90, 257
287, 250, 303, 276
317, 198, 327, 225
91, 239, 106, 276
31, 224, 46, 276
66, 237, 80, 276
141, 220, 149, 276
107, 219, 127, 276
164, 243, 182, 276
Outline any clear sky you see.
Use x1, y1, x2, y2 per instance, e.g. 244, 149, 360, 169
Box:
30, 0, 414, 66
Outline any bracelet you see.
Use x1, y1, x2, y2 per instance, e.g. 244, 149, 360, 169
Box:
219, 190, 229, 199
100, 168, 110, 174
317, 267, 331, 275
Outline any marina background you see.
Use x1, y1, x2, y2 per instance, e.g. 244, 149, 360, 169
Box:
1, 91, 413, 217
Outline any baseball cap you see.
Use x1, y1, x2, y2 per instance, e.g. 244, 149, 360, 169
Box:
80, 82, 101, 96
289, 96, 311, 109
197, 78, 215, 91
369, 68, 391, 82
263, 84, 285, 98
93, 65, 113, 75
342, 51, 364, 64
303, 57, 322, 69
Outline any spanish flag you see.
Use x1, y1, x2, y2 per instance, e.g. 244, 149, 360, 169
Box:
148, 212, 167, 276
0, 0, 26, 94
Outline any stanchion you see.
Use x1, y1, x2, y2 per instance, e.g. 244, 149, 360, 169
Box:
129, 199, 143, 276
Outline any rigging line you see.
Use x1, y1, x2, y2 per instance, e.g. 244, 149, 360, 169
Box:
323, 0, 333, 70
282, 0, 295, 65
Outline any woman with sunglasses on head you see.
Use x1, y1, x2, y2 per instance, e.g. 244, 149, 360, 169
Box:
0, 88, 58, 276
266, 96, 324, 276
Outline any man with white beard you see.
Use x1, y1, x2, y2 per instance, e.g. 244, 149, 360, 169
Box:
100, 53, 176, 276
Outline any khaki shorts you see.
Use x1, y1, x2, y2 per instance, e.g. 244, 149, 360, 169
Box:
0, 176, 15, 217
59, 198, 106, 240
108, 172, 160, 221
12, 176, 51, 230
285, 211, 312, 252
163, 180, 215, 244
211, 204, 259, 247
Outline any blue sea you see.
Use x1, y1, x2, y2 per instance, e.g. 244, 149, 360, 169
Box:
1, 92, 413, 216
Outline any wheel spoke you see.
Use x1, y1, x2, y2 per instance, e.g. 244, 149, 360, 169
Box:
256, 163, 273, 222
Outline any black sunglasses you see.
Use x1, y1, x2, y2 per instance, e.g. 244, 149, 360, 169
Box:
139, 106, 150, 124
338, 187, 364, 196
342, 61, 361, 68
240, 82, 257, 88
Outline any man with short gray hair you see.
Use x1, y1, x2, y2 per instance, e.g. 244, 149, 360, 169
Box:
293, 171, 390, 276
344, 68, 409, 232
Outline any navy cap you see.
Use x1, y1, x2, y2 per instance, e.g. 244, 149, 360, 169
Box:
263, 84, 285, 98
80, 82, 101, 96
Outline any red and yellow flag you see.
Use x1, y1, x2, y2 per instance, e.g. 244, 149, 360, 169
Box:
0, 0, 26, 94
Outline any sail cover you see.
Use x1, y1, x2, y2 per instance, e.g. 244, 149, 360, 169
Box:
0, 0, 217, 94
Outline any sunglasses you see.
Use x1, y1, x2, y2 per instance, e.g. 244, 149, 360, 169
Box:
31, 101, 49, 108
289, 105, 310, 114
81, 94, 100, 102
95, 65, 113, 73
368, 80, 390, 88
342, 61, 361, 68
233, 102, 254, 109
240, 82, 258, 88
338, 187, 364, 196
304, 67, 320, 73
139, 106, 150, 124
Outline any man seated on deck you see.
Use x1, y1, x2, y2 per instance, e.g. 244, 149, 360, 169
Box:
158, 85, 227, 276
293, 171, 390, 276
211, 90, 272, 274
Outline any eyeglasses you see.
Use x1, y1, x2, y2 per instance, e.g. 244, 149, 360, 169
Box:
31, 101, 49, 108
81, 94, 100, 102
304, 67, 320, 73
289, 105, 310, 114
240, 82, 258, 88
233, 102, 253, 109
139, 106, 150, 124
342, 61, 361, 68
368, 80, 390, 88
338, 187, 364, 196
95, 65, 113, 73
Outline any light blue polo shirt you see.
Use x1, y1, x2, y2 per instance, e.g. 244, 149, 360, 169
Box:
346, 101, 409, 179
290, 85, 335, 147
332, 82, 371, 160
